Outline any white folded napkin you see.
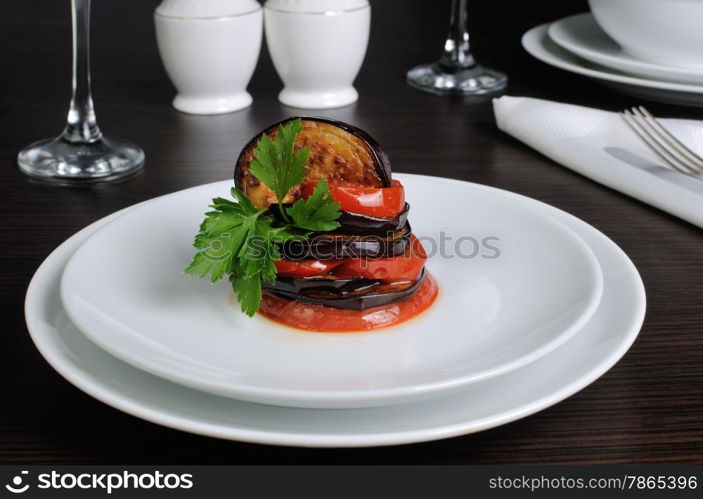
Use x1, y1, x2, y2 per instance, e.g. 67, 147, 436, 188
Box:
493, 96, 703, 228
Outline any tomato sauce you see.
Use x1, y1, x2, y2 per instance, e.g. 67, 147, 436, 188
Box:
258, 273, 439, 333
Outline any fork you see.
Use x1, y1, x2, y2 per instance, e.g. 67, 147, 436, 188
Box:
619, 105, 703, 177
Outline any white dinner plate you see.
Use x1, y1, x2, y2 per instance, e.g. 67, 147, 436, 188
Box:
25, 180, 645, 447
549, 14, 703, 86
60, 174, 603, 408
523, 23, 703, 107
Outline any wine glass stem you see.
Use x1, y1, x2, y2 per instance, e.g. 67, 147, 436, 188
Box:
62, 0, 102, 144
439, 0, 475, 72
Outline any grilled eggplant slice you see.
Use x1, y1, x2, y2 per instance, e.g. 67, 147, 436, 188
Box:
235, 117, 392, 209
263, 275, 384, 296
280, 223, 411, 260
262, 270, 426, 311
333, 203, 410, 236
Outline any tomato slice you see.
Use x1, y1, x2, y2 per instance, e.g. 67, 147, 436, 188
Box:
275, 259, 343, 278
301, 180, 405, 219
332, 235, 427, 282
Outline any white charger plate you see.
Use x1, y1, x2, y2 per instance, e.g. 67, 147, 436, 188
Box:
523, 23, 703, 107
25, 180, 645, 447
548, 14, 703, 86
59, 174, 603, 408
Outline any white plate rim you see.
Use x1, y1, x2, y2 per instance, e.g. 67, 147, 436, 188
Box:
548, 13, 703, 83
58, 174, 604, 407
523, 23, 703, 93
25, 176, 646, 447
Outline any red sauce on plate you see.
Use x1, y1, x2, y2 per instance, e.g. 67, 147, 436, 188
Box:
258, 273, 439, 333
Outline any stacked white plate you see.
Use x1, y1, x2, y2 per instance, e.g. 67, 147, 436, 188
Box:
25, 174, 645, 447
523, 13, 703, 107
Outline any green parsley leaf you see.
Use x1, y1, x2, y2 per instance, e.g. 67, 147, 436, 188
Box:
249, 118, 310, 204
239, 222, 280, 283
186, 213, 250, 283
286, 179, 341, 232
187, 120, 346, 318
229, 186, 258, 213
185, 187, 268, 283
231, 274, 262, 317
186, 187, 293, 315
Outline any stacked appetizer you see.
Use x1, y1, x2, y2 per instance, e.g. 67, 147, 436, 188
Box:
187, 118, 437, 332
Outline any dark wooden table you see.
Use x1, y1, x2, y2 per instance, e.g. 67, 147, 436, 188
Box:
1, 0, 701, 464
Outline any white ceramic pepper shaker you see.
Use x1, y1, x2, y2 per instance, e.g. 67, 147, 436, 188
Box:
154, 0, 263, 115
264, 0, 370, 109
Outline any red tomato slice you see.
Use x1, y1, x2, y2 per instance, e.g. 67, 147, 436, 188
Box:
301, 180, 405, 219
332, 235, 427, 282
275, 259, 344, 278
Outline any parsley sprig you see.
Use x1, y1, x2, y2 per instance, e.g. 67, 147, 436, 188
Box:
185, 119, 341, 316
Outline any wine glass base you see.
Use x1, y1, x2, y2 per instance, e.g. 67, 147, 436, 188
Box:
407, 63, 508, 96
18, 135, 144, 184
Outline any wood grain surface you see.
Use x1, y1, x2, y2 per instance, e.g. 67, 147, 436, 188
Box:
1, 0, 701, 464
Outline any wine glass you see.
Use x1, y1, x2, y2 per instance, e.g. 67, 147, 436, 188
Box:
17, 0, 144, 184
407, 0, 507, 96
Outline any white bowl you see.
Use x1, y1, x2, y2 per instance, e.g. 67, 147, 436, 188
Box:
264, 0, 370, 109
154, 5, 262, 114
589, 0, 703, 69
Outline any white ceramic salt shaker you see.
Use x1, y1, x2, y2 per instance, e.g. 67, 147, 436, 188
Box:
154, 0, 262, 115
264, 0, 370, 109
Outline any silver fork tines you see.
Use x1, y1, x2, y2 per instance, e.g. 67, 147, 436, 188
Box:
619, 105, 703, 176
